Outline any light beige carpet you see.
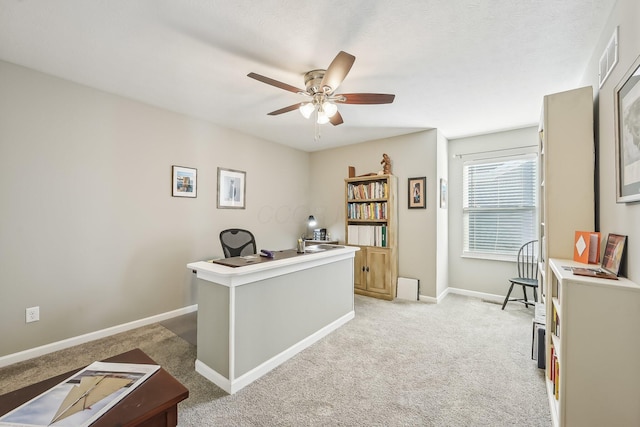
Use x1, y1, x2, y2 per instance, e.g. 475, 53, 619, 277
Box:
0, 294, 551, 426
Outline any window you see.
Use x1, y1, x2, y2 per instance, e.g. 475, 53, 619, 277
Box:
463, 153, 537, 260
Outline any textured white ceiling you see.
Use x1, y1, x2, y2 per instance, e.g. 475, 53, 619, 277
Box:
0, 0, 616, 151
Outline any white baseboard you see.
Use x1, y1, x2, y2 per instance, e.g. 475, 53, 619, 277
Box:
196, 310, 355, 394
420, 287, 504, 304
0, 304, 198, 368
446, 287, 505, 303
418, 294, 438, 303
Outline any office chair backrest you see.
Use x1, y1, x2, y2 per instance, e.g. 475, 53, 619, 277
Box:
220, 229, 257, 258
517, 240, 538, 279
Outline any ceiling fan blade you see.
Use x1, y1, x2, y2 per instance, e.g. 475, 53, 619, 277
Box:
335, 93, 395, 104
267, 103, 302, 116
247, 72, 304, 94
320, 51, 355, 94
330, 111, 344, 126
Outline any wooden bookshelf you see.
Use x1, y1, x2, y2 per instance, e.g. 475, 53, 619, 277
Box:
345, 174, 398, 300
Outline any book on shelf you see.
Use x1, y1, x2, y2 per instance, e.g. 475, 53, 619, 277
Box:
553, 357, 560, 400
573, 230, 601, 264
381, 225, 387, 247
549, 345, 555, 381
347, 202, 387, 220
347, 224, 387, 247
0, 361, 159, 427
551, 304, 560, 337
347, 181, 387, 200
549, 344, 560, 400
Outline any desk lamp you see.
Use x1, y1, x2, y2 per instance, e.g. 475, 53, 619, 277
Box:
307, 215, 317, 239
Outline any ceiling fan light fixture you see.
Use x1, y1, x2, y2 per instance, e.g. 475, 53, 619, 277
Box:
248, 51, 396, 139
322, 101, 338, 117
299, 102, 315, 119
316, 110, 330, 124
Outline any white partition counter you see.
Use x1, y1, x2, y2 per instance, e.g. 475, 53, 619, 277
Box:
187, 245, 358, 394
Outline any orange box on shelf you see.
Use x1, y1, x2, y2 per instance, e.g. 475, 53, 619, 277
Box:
573, 231, 601, 264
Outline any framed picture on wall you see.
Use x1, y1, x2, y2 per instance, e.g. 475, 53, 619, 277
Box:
171, 166, 197, 198
408, 177, 426, 209
217, 167, 246, 209
440, 178, 448, 209
614, 54, 640, 203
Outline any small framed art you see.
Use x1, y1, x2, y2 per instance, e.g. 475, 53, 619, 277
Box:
614, 54, 640, 203
408, 177, 426, 209
440, 178, 448, 209
171, 166, 197, 198
217, 167, 246, 209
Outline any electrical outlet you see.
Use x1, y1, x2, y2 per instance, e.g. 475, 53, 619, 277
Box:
26, 306, 39, 323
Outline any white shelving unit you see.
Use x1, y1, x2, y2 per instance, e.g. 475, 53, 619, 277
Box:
537, 86, 594, 293
546, 259, 640, 427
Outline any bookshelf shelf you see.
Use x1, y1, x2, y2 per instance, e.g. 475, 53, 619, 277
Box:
348, 197, 388, 202
345, 174, 398, 300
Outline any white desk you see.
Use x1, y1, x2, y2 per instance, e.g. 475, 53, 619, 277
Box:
187, 245, 358, 394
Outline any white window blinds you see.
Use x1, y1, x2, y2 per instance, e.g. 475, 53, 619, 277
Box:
463, 153, 537, 259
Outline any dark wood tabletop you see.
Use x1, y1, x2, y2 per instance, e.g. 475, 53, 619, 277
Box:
0, 348, 189, 427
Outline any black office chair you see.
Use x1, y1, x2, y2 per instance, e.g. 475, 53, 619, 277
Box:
219, 229, 257, 258
502, 240, 539, 310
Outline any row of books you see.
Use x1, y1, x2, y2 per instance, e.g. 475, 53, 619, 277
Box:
549, 345, 560, 400
347, 225, 387, 247
552, 304, 560, 337
347, 181, 388, 200
347, 202, 388, 220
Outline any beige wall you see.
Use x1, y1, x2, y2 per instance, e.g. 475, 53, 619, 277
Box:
309, 130, 445, 298
0, 61, 310, 357
447, 127, 539, 299
582, 0, 640, 282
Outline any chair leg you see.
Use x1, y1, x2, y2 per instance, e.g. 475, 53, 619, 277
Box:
533, 287, 538, 303
522, 286, 528, 304
502, 283, 515, 310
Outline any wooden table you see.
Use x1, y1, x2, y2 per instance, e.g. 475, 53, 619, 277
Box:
0, 348, 189, 427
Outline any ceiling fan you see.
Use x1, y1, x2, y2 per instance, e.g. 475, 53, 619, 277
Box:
247, 51, 395, 128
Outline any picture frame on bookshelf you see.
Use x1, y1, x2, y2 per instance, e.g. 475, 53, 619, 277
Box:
614, 54, 640, 203
408, 177, 426, 209
602, 233, 627, 274
171, 165, 197, 198
217, 167, 246, 209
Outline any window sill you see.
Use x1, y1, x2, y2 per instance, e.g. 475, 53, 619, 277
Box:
461, 252, 516, 263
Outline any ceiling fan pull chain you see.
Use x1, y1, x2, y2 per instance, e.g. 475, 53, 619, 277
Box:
314, 114, 321, 142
